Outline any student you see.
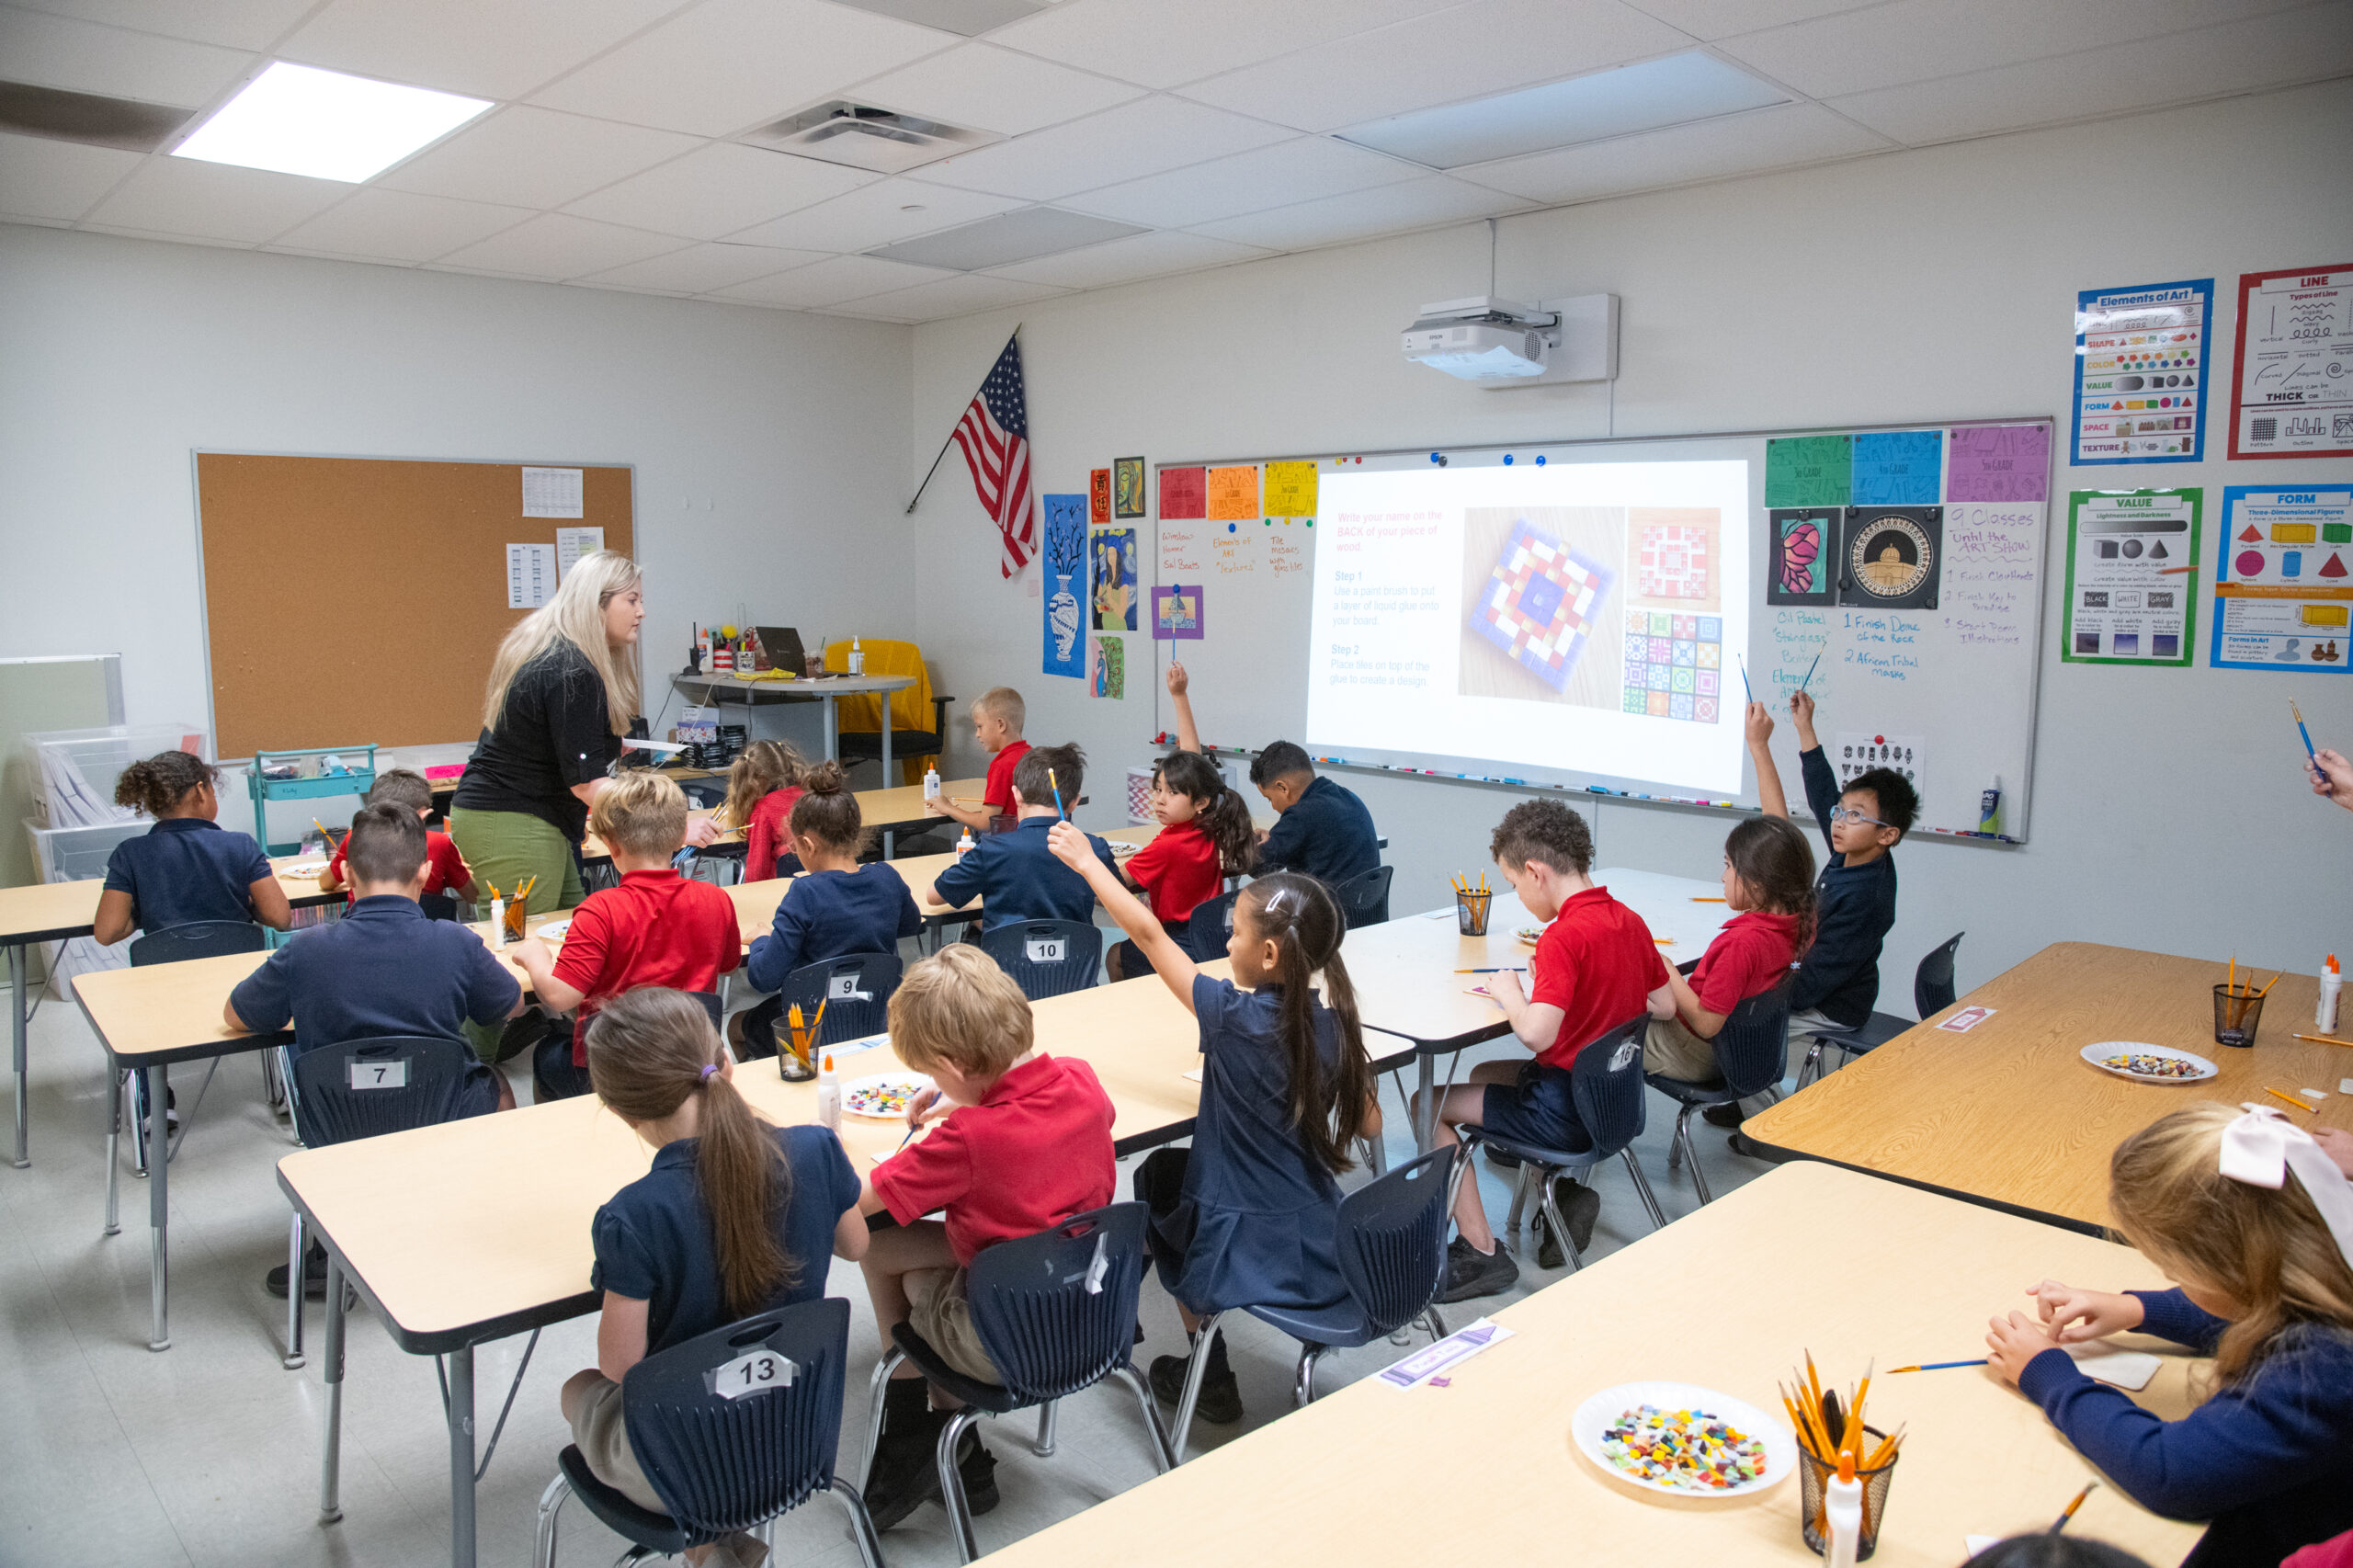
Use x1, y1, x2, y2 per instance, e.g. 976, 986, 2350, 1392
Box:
1642, 814, 1815, 1082
1166, 662, 1377, 887
722, 739, 809, 882
318, 768, 474, 907
1965, 1540, 2153, 1568
926, 744, 1118, 933
857, 945, 1116, 1528
1051, 827, 1377, 1425
559, 988, 867, 1568
1106, 750, 1254, 981
93, 750, 292, 945
1984, 1102, 2353, 1568
510, 772, 742, 1101
729, 762, 921, 1059
925, 687, 1029, 833
1421, 800, 1668, 1302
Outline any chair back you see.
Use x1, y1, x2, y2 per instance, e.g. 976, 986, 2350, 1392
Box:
1915, 932, 1964, 1017
1713, 990, 1791, 1098
1568, 1015, 1653, 1158
581, 861, 621, 895
1181, 888, 1243, 961
620, 1297, 853, 1538
1330, 864, 1392, 930
685, 991, 724, 1030
418, 892, 460, 923
129, 919, 266, 967
683, 850, 745, 888
824, 640, 935, 735
976, 920, 1100, 1001
287, 1036, 493, 1148
677, 779, 728, 811
781, 953, 902, 1050
964, 1202, 1149, 1404
1333, 1146, 1458, 1339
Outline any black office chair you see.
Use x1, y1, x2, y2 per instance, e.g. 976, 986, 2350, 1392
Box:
536, 1298, 882, 1568
1793, 933, 1966, 1091
976, 920, 1101, 1001
110, 920, 267, 1199
1328, 864, 1393, 930
837, 693, 955, 772
1644, 990, 1790, 1204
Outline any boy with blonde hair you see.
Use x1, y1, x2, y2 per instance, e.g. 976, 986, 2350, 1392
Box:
856, 944, 1116, 1528
926, 687, 1029, 832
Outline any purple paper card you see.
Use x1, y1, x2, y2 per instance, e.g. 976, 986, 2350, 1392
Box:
1947, 425, 2051, 502
1151, 584, 1204, 641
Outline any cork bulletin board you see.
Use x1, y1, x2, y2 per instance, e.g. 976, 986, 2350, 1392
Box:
195, 453, 634, 759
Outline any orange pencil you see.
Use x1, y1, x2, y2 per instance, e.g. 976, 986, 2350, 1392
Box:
2267, 1086, 2316, 1113
2256, 971, 2281, 999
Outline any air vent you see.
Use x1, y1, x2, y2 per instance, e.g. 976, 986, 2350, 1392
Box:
870, 207, 1146, 271
739, 101, 1000, 175
824, 0, 1051, 36
0, 80, 195, 153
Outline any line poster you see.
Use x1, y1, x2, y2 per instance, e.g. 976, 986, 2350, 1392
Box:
2072, 278, 2211, 465
2062, 491, 2199, 665
2211, 484, 2352, 673
2229, 264, 2353, 459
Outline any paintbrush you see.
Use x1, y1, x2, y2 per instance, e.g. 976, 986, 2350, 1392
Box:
2049, 1481, 2097, 1534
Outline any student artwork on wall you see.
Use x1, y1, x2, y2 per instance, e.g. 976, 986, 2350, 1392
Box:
1092, 528, 1136, 630
1263, 460, 1317, 519
1090, 467, 1112, 526
2063, 488, 2200, 666
1092, 635, 1125, 699
1206, 465, 1258, 522
1838, 506, 1942, 609
1113, 457, 1146, 518
2211, 484, 2350, 672
1041, 494, 1087, 679
1767, 510, 1836, 606
1152, 584, 1204, 640
2073, 278, 2212, 464
1835, 733, 1924, 794
2229, 264, 2353, 459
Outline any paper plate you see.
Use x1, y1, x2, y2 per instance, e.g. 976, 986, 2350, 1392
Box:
1517, 925, 1545, 948
1571, 1381, 1793, 1499
2080, 1041, 2217, 1084
280, 861, 327, 875
536, 919, 571, 938
842, 1072, 933, 1120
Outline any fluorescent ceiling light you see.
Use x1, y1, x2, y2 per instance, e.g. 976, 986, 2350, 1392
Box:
1338, 52, 1787, 170
173, 62, 492, 183
870, 207, 1145, 271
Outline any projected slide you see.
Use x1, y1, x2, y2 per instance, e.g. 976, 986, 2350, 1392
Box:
1306, 460, 1751, 793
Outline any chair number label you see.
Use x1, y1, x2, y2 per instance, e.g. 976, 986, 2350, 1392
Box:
1025, 937, 1066, 964
827, 974, 866, 1000
348, 1060, 408, 1090
707, 1349, 797, 1400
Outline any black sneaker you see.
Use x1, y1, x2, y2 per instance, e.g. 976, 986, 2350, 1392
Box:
266, 1241, 331, 1301
1534, 1178, 1603, 1269
1702, 1102, 1745, 1129
864, 1381, 949, 1532
1148, 1331, 1241, 1425
958, 1437, 999, 1517
1483, 1144, 1522, 1169
1438, 1234, 1518, 1303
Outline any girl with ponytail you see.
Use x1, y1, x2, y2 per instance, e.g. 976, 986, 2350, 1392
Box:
1106, 749, 1256, 981
559, 988, 867, 1555
1047, 828, 1377, 1427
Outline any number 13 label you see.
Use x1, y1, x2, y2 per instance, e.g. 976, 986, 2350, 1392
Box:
707, 1349, 798, 1400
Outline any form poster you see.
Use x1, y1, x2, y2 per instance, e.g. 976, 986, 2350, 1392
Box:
2072, 278, 2211, 465
2211, 485, 2353, 673
2063, 490, 2200, 665
2229, 265, 2353, 459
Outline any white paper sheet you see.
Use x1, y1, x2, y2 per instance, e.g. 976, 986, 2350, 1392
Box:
555, 526, 605, 578
522, 466, 584, 518
506, 542, 556, 608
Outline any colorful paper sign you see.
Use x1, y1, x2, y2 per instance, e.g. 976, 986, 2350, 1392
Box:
1158, 466, 1205, 519
1091, 528, 1136, 631
2229, 264, 2353, 460
1850, 430, 1942, 506
1088, 467, 1111, 526
2062, 489, 2200, 666
1151, 584, 1204, 641
2073, 278, 2212, 464
1264, 460, 1318, 517
1205, 465, 1258, 522
1946, 425, 2051, 502
2211, 484, 2351, 672
1763, 435, 1851, 507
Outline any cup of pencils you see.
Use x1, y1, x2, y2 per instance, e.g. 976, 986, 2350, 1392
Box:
777, 1001, 824, 1083
1454, 874, 1494, 937
504, 876, 534, 944
1785, 1356, 1902, 1561
2212, 961, 2273, 1049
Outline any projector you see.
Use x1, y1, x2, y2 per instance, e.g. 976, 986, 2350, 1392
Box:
1401, 293, 1620, 388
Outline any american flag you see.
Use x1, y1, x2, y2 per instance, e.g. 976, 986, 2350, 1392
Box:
951, 334, 1035, 578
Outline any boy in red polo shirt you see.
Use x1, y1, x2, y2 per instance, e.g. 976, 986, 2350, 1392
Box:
925, 687, 1029, 834
318, 768, 474, 908
857, 944, 1115, 1529
1421, 800, 1669, 1303
509, 771, 741, 1102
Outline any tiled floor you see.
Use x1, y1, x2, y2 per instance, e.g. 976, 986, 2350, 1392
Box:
0, 972, 1779, 1568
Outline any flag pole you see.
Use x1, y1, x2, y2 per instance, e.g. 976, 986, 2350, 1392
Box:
905, 324, 1021, 516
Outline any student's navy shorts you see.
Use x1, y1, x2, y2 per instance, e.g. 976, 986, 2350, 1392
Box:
1480, 1060, 1595, 1155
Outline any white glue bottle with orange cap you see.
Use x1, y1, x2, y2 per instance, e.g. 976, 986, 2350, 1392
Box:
816, 1052, 841, 1130
2319, 955, 2340, 1035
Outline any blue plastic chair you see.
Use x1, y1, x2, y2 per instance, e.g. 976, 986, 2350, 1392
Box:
976, 919, 1101, 1001
1459, 1016, 1666, 1271
782, 953, 902, 1052
858, 1201, 1172, 1562
1646, 989, 1790, 1204
1169, 1146, 1458, 1462
1330, 864, 1393, 930
535, 1298, 881, 1568
1795, 932, 1965, 1089
1180, 888, 1243, 962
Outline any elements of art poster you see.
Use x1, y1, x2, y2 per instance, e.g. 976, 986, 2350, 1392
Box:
1040, 494, 1086, 679
1113, 456, 1146, 518
2073, 278, 2211, 464
2211, 484, 2350, 672
1091, 635, 1124, 699
1091, 528, 1136, 631
2063, 488, 2200, 666
1152, 584, 1204, 641
1767, 509, 1836, 606
1089, 467, 1111, 526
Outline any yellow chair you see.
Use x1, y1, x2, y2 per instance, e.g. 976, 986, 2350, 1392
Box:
824, 640, 951, 786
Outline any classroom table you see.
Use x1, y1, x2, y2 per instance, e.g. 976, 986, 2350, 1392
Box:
579, 778, 987, 863
668, 672, 916, 769
1743, 942, 2343, 1233
974, 1159, 2207, 1568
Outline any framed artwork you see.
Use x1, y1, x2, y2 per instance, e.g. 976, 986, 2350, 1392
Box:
1113, 456, 1145, 519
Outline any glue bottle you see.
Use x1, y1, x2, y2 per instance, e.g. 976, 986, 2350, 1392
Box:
924, 765, 941, 802
2320, 955, 2341, 1035
815, 1052, 841, 1130
956, 827, 975, 860
489, 889, 507, 950
1823, 1453, 1863, 1568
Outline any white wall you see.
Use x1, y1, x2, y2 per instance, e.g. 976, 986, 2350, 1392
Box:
0, 225, 918, 757
912, 79, 2353, 1006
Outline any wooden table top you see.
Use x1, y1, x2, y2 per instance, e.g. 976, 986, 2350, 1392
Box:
973, 1160, 2206, 1568
0, 856, 346, 946
670, 672, 917, 701
581, 778, 989, 859
1744, 942, 2345, 1232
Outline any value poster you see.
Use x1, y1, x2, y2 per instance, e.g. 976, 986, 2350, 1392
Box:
2211, 484, 2353, 673
2228, 264, 2353, 459
2062, 490, 2200, 665
2072, 278, 2212, 465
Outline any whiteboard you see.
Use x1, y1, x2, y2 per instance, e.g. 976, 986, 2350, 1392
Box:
1145, 419, 2051, 842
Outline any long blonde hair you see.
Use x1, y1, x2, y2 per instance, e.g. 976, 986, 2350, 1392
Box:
721, 740, 807, 830
2109, 1102, 2353, 1385
481, 551, 642, 734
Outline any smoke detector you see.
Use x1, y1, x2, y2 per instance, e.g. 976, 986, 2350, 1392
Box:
738, 101, 1000, 174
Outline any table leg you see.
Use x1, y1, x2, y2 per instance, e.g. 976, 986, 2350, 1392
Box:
1415, 1051, 1437, 1155
881, 701, 896, 859
823, 695, 837, 765
449, 1343, 477, 1568
10, 941, 28, 1167
145, 1062, 169, 1351
320, 1250, 346, 1524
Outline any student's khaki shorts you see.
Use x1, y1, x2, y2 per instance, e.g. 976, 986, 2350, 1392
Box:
905, 1267, 1003, 1385
567, 1374, 663, 1513
1643, 1013, 1720, 1083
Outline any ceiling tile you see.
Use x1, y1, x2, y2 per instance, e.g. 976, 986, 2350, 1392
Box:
915, 95, 1293, 199
576, 239, 829, 293
1188, 174, 1527, 252
1617, 0, 1885, 40
710, 252, 953, 306
985, 227, 1271, 289
726, 176, 1025, 252
528, 0, 955, 138
1178, 0, 1693, 132
376, 106, 702, 209
829, 270, 1067, 322
1063, 135, 1421, 227
986, 0, 1461, 92
6, 0, 313, 52
430, 210, 688, 278
0, 6, 256, 105
81, 153, 347, 240
278, 0, 692, 103
563, 141, 877, 240
1716, 0, 2312, 98
840, 40, 1143, 137
1452, 100, 1890, 203
0, 127, 140, 221
1828, 4, 2353, 144
269, 186, 534, 262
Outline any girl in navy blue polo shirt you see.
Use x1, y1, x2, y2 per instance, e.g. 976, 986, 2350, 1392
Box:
93, 751, 291, 945
560, 988, 866, 1565
1048, 826, 1378, 1427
